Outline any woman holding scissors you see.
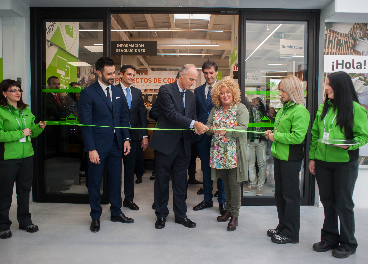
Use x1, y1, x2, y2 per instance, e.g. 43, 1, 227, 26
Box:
0, 79, 46, 239
309, 71, 368, 258
265, 76, 310, 244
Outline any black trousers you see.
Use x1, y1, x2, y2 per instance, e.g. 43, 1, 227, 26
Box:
123, 139, 138, 201
0, 157, 34, 231
315, 159, 358, 251
154, 139, 190, 220
135, 139, 145, 179
274, 158, 302, 241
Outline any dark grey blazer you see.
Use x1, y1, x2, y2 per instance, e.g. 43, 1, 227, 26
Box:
116, 84, 148, 141
149, 82, 196, 157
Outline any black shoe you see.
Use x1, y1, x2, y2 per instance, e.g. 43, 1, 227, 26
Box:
155, 217, 166, 229
197, 188, 204, 195
267, 227, 281, 237
313, 241, 336, 252
188, 179, 203, 184
123, 200, 139, 210
90, 219, 100, 233
111, 213, 134, 223
152, 202, 156, 210
19, 223, 39, 233
193, 200, 213, 211
214, 191, 219, 197
135, 178, 142, 184
219, 203, 226, 215
332, 246, 356, 258
175, 217, 196, 228
0, 230, 12, 239
271, 234, 298, 244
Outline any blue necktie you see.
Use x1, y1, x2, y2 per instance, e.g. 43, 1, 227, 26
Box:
126, 87, 132, 109
106, 87, 112, 107
206, 86, 212, 107
180, 91, 185, 115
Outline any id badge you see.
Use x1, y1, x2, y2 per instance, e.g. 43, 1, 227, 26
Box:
323, 132, 330, 140
19, 136, 27, 143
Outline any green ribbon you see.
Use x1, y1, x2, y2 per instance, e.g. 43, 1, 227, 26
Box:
45, 121, 268, 134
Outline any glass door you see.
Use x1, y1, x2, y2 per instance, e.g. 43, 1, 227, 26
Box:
241, 20, 310, 205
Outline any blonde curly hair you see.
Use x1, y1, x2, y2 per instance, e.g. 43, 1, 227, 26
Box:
212, 76, 241, 107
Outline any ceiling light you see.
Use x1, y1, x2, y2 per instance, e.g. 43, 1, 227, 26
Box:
174, 14, 211, 20
79, 29, 224, 32
67, 62, 92, 67
94, 44, 103, 46
268, 64, 287, 66
158, 53, 213, 56
158, 44, 219, 47
245, 24, 282, 62
84, 46, 103, 52
262, 75, 287, 77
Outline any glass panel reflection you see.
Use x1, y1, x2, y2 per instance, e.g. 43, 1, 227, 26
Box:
243, 21, 307, 198
44, 21, 103, 194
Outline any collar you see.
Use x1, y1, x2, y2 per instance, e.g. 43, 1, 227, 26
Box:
283, 101, 295, 109
327, 99, 334, 106
206, 81, 217, 89
6, 101, 17, 110
98, 79, 111, 91
176, 80, 185, 93
120, 83, 131, 90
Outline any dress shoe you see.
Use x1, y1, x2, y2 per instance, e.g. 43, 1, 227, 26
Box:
271, 234, 299, 244
90, 219, 100, 233
0, 230, 12, 239
152, 202, 156, 210
111, 213, 134, 223
313, 241, 336, 252
188, 179, 203, 184
219, 203, 226, 215
214, 190, 219, 197
193, 200, 213, 211
135, 177, 142, 184
19, 223, 39, 233
267, 227, 281, 237
175, 217, 196, 228
332, 246, 356, 258
227, 216, 238, 231
155, 217, 166, 229
123, 200, 139, 210
217, 211, 231, 222
197, 188, 204, 195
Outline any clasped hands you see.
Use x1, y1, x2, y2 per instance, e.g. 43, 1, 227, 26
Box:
264, 130, 274, 141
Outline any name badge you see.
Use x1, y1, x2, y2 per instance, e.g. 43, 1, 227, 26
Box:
323, 132, 330, 141
19, 136, 27, 143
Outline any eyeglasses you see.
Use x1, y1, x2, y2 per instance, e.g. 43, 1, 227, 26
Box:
7, 89, 23, 93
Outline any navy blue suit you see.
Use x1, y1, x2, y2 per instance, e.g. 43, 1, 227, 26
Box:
194, 83, 225, 204
78, 81, 130, 219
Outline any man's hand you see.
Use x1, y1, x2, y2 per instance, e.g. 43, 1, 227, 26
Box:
141, 137, 149, 151
124, 141, 131, 156
89, 150, 100, 164
193, 121, 209, 135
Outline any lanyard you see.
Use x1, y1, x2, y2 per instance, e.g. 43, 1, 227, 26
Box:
274, 102, 294, 131
7, 107, 26, 130
323, 113, 336, 133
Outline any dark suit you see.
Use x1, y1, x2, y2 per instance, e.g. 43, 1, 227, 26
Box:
78, 81, 130, 219
117, 84, 148, 201
195, 84, 225, 204
149, 82, 196, 220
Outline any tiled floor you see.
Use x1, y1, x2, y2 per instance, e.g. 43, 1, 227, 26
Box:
1, 168, 367, 264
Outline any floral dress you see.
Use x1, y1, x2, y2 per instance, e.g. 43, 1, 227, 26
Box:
210, 103, 238, 169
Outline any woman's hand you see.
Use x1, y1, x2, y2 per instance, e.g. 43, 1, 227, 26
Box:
22, 128, 32, 136
217, 127, 227, 136
308, 160, 316, 175
333, 144, 349, 150
265, 130, 272, 139
39, 121, 46, 128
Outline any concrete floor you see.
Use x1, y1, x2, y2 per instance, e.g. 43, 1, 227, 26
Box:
1, 169, 368, 264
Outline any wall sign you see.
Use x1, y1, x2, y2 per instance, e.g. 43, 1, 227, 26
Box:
111, 41, 157, 56
280, 39, 304, 55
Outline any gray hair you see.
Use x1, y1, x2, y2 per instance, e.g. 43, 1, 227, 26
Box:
177, 64, 196, 78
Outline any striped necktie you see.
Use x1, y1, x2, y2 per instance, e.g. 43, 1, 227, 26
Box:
206, 86, 212, 107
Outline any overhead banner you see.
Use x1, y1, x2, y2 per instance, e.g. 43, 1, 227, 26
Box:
280, 39, 304, 55
111, 41, 157, 56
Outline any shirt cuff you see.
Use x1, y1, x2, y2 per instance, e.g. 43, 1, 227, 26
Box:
143, 136, 148, 138
190, 120, 195, 129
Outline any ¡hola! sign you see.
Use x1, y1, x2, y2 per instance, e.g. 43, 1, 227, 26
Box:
324, 55, 368, 73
